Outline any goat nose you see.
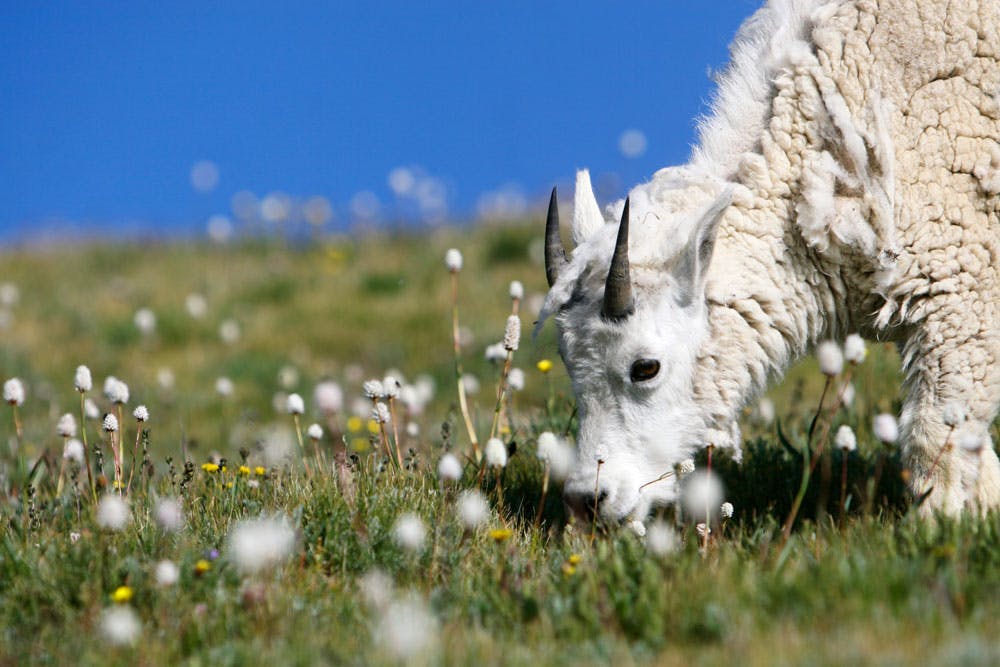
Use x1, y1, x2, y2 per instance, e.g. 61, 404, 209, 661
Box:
564, 489, 609, 522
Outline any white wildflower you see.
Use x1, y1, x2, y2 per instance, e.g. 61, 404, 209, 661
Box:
63, 439, 85, 466
363, 379, 385, 399
484, 437, 507, 468
219, 319, 241, 344
843, 334, 867, 364
228, 516, 297, 574
185, 293, 207, 318
57, 413, 77, 437
133, 308, 156, 335
286, 393, 305, 415
133, 405, 149, 422
757, 397, 775, 424
154, 498, 183, 532
484, 343, 507, 363
382, 375, 400, 399
457, 490, 489, 529
415, 375, 435, 403
460, 373, 480, 395
507, 368, 525, 391
509, 280, 524, 300
102, 414, 119, 433
835, 425, 857, 452
645, 521, 680, 556
502, 314, 520, 351
0, 282, 19, 307
406, 422, 419, 437
371, 401, 391, 424
627, 520, 646, 537
105, 377, 129, 405
720, 502, 734, 519
537, 432, 574, 480
100, 606, 141, 646
215, 377, 234, 397
942, 403, 966, 428
678, 459, 696, 477
314, 381, 343, 414
392, 513, 426, 552
696, 523, 711, 539
74, 365, 93, 392
437, 453, 462, 482
306, 423, 323, 440
154, 560, 180, 587
278, 365, 299, 389
156, 367, 175, 390
816, 340, 844, 376
445, 248, 463, 272
84, 398, 100, 420
681, 471, 724, 520
873, 413, 899, 444
841, 383, 856, 407
96, 495, 130, 531
3, 378, 24, 406
377, 595, 438, 660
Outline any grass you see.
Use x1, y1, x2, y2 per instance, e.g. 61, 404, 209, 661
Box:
1, 226, 998, 665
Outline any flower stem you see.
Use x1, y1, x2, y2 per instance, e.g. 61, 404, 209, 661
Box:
781, 375, 833, 542
79, 393, 96, 502
534, 461, 550, 530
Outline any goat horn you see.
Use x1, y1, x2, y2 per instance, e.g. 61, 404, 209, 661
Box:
602, 198, 633, 321
544, 187, 569, 287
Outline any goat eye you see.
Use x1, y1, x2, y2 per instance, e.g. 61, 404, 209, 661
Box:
630, 359, 660, 382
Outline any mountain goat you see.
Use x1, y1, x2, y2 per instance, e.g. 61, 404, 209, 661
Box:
540, 0, 1000, 520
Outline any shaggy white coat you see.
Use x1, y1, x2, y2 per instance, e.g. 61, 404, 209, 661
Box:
545, 0, 1000, 518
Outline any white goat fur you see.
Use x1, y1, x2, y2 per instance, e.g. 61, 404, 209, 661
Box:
544, 0, 1000, 519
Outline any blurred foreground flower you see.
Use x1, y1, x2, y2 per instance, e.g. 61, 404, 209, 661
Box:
155, 560, 179, 587
100, 606, 141, 646
392, 513, 426, 552
457, 490, 489, 529
228, 516, 296, 574
377, 595, 439, 661
96, 495, 130, 531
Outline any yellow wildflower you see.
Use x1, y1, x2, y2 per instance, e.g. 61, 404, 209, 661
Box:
536, 359, 553, 373
194, 559, 211, 575
567, 554, 583, 566
110, 586, 133, 603
561, 563, 577, 576
201, 463, 219, 473
254, 466, 266, 476
347, 416, 363, 433
351, 438, 370, 453
220, 465, 227, 473
238, 465, 251, 476
489, 528, 513, 543
225, 482, 233, 489
366, 419, 380, 435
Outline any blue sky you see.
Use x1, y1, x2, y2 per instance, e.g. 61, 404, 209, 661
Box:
1, 1, 759, 241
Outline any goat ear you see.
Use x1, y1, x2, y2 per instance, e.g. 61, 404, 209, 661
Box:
674, 189, 732, 306
571, 169, 605, 245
